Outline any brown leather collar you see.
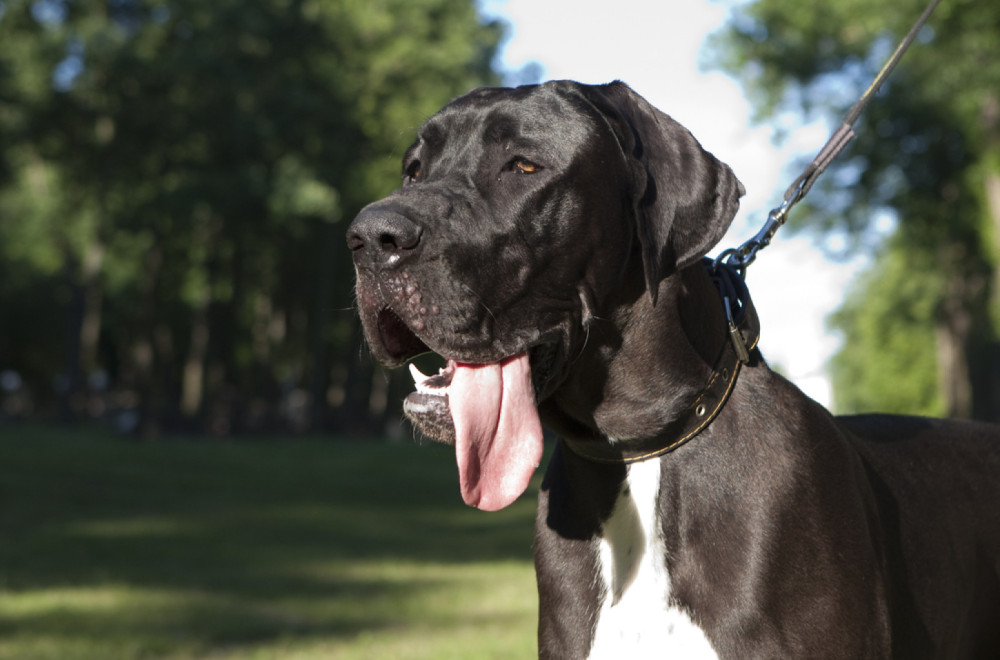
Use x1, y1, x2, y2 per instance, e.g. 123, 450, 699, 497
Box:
563, 262, 760, 464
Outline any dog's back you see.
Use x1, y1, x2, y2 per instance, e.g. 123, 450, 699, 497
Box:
838, 414, 1000, 658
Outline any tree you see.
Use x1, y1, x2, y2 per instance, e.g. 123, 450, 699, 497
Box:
828, 243, 946, 416
0, 0, 503, 434
715, 0, 1000, 419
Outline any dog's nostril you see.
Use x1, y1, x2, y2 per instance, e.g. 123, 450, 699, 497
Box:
384, 225, 421, 251
379, 233, 400, 251
347, 234, 365, 251
347, 205, 422, 266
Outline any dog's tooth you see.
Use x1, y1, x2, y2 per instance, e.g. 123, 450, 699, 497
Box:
409, 363, 430, 385
411, 365, 436, 395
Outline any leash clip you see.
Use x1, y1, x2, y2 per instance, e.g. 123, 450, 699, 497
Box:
718, 177, 807, 275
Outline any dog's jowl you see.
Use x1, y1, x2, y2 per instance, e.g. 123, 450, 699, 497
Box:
348, 80, 1000, 659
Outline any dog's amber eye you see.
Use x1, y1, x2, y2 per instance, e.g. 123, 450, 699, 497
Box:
513, 158, 539, 174
405, 160, 422, 182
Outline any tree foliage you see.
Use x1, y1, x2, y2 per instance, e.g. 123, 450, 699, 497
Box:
828, 243, 946, 416
0, 0, 503, 434
716, 0, 1000, 419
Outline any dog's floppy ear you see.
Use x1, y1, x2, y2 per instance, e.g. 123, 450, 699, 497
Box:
581, 81, 745, 303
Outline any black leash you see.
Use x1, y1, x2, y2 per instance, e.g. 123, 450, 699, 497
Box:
716, 0, 944, 275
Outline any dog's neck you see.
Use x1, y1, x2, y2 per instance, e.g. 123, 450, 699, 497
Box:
539, 264, 728, 446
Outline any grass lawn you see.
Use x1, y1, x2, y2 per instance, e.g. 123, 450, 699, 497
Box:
0, 425, 540, 659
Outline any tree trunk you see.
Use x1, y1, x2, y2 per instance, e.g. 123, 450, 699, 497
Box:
936, 253, 993, 420
339, 318, 376, 434
180, 212, 220, 427
58, 261, 84, 422
980, 95, 1000, 420
135, 243, 164, 438
180, 298, 210, 418
981, 165, 1000, 421
309, 220, 339, 431
57, 237, 105, 422
935, 299, 973, 418
79, 239, 105, 376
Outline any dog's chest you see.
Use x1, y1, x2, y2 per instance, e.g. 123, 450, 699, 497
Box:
587, 460, 718, 660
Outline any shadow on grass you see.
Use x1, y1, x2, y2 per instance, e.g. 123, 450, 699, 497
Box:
0, 425, 542, 658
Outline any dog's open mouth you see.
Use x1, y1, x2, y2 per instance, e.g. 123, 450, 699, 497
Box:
403, 354, 544, 512
374, 307, 548, 512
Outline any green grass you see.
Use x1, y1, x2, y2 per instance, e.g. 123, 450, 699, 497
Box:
0, 425, 540, 659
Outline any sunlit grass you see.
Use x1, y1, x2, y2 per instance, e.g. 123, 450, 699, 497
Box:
0, 425, 540, 659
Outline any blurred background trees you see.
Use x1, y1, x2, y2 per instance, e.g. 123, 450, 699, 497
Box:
0, 0, 502, 435
717, 0, 1000, 420
1, 0, 997, 437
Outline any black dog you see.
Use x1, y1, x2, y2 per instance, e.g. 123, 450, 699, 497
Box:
347, 80, 1000, 659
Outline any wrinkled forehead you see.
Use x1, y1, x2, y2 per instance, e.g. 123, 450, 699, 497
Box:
409, 84, 601, 163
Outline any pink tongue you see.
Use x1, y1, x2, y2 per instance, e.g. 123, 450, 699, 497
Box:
449, 353, 544, 511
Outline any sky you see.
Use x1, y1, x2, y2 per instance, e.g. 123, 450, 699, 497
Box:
478, 0, 872, 408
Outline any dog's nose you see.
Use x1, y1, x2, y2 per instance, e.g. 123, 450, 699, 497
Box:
346, 205, 422, 268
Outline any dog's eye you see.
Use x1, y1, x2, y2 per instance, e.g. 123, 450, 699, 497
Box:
404, 160, 422, 183
510, 158, 540, 175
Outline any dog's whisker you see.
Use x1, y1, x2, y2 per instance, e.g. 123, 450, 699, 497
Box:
572, 324, 592, 366
457, 281, 497, 323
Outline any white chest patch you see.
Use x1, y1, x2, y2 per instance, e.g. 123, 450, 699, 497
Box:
586, 460, 718, 660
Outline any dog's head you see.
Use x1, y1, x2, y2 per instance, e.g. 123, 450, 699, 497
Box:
347, 80, 743, 510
